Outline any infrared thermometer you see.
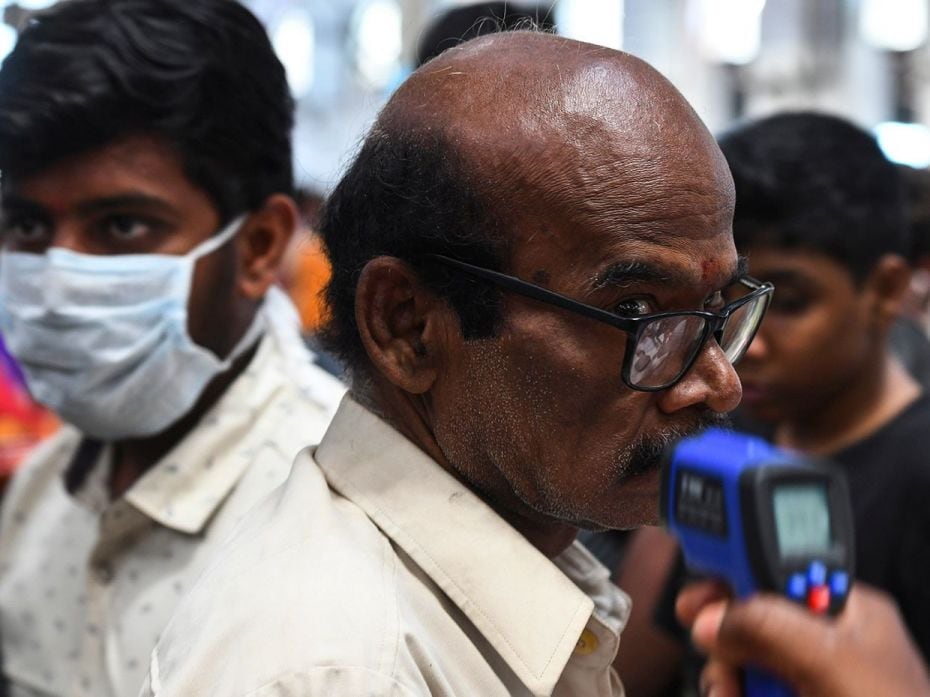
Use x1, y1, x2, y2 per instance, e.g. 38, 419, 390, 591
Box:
660, 428, 855, 697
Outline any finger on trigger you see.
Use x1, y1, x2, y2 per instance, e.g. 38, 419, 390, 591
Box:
676, 580, 731, 628
692, 599, 728, 651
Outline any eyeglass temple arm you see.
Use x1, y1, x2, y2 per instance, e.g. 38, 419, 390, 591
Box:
427, 254, 643, 331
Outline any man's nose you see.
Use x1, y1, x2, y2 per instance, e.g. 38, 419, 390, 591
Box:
49, 224, 85, 252
655, 340, 742, 415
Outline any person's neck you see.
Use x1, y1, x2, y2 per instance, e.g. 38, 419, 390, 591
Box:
108, 341, 260, 499
368, 382, 578, 559
774, 353, 920, 456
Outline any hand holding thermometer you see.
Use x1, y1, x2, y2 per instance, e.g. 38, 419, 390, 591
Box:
659, 427, 855, 697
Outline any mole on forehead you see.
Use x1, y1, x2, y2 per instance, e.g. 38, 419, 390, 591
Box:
531, 269, 551, 285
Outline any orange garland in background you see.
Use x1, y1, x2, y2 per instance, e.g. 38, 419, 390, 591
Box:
0, 373, 57, 495
280, 232, 332, 333
279, 190, 333, 334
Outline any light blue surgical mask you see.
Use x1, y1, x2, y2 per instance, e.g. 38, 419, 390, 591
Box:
0, 215, 264, 440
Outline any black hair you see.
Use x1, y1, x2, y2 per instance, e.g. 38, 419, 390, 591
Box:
318, 125, 508, 379
416, 2, 554, 67
0, 0, 294, 222
898, 165, 930, 264
719, 112, 908, 282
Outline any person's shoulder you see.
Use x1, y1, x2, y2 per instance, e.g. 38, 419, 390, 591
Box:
247, 339, 343, 440
890, 393, 930, 443
871, 394, 930, 490
0, 428, 84, 582
261, 287, 347, 426
209, 337, 344, 518
236, 343, 343, 471
148, 454, 408, 695
1, 427, 81, 520
858, 393, 930, 455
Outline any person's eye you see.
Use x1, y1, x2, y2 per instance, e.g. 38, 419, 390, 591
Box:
0, 215, 50, 247
98, 215, 168, 243
104, 215, 154, 241
613, 298, 653, 317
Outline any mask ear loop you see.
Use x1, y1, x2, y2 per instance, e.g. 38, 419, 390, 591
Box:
187, 214, 249, 261
190, 213, 268, 366
215, 304, 266, 366
190, 212, 316, 367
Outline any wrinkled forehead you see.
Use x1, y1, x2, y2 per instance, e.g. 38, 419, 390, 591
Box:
391, 32, 737, 287
516, 140, 737, 300
501, 76, 736, 292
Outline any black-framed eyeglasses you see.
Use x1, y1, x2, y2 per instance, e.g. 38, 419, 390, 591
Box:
429, 254, 773, 392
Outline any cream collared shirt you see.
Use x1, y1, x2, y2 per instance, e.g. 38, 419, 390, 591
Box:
143, 397, 630, 697
0, 290, 346, 697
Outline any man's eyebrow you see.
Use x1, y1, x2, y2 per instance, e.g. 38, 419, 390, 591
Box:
1, 194, 47, 216
590, 255, 749, 291
590, 261, 678, 290
74, 193, 177, 217
1, 192, 179, 219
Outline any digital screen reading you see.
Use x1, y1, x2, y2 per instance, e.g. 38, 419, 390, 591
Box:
773, 483, 831, 557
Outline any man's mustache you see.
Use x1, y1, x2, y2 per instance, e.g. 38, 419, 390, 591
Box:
625, 409, 732, 478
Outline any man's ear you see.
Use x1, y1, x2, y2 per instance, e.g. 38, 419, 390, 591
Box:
355, 257, 445, 395
236, 193, 298, 300
865, 253, 912, 329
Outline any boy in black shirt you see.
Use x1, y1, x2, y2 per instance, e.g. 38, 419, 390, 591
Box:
724, 112, 930, 660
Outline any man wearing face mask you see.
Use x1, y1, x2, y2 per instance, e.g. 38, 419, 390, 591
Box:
0, 1, 345, 696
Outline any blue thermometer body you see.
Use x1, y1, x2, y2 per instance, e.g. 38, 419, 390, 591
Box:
660, 428, 855, 697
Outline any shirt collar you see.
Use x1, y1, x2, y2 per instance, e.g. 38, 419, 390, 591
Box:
315, 397, 625, 696
124, 334, 290, 534
63, 289, 343, 535
64, 437, 106, 497
64, 435, 113, 515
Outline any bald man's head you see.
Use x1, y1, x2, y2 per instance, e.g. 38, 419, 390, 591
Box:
390, 30, 690, 140
388, 32, 725, 226
320, 31, 733, 384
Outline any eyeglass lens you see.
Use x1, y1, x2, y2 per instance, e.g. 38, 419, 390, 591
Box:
720, 293, 767, 363
628, 293, 767, 389
629, 315, 706, 388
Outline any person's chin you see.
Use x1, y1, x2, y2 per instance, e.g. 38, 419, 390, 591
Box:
598, 467, 663, 529
624, 465, 663, 509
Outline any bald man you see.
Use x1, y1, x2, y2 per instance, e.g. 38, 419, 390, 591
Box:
138, 32, 924, 697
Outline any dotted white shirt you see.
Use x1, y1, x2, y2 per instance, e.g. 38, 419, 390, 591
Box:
0, 289, 346, 697
143, 397, 631, 697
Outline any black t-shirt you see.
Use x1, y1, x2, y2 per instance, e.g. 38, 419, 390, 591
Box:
830, 392, 930, 660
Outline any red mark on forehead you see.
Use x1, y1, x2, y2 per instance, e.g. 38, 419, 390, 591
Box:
701, 259, 717, 284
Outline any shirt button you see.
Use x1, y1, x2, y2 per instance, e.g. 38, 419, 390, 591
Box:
574, 628, 599, 655
94, 562, 114, 584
